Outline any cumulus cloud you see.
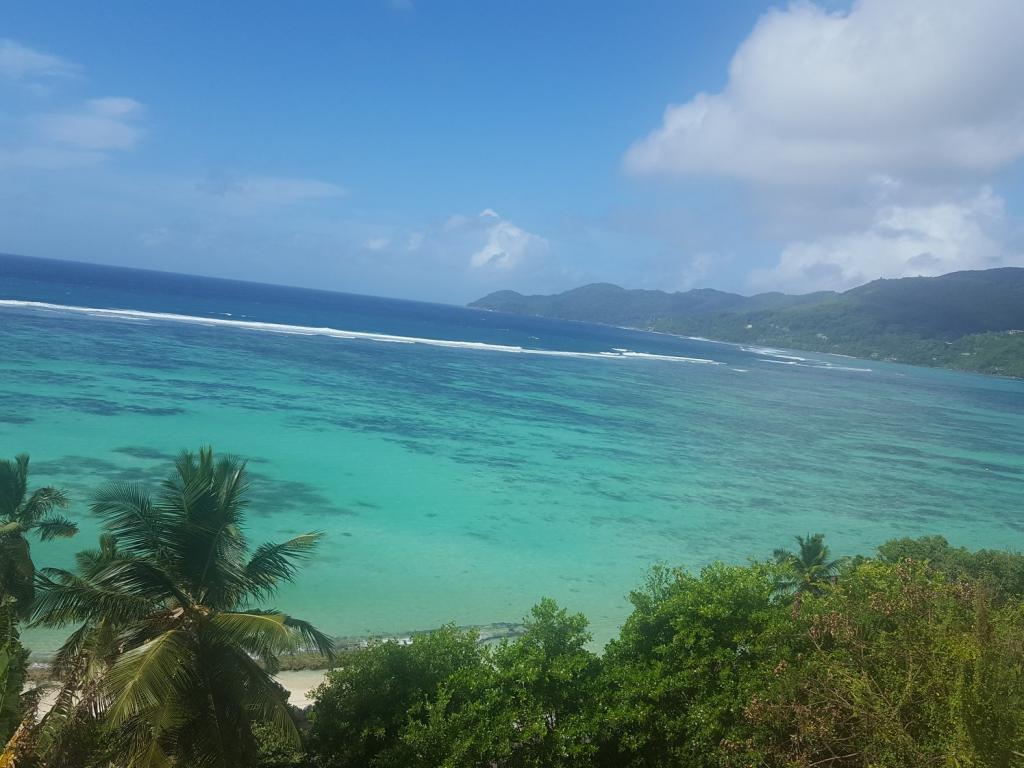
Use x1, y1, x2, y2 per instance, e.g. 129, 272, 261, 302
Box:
37, 97, 144, 151
626, 0, 1024, 293
465, 209, 549, 270
748, 189, 1012, 293
626, 0, 1024, 186
0, 38, 78, 81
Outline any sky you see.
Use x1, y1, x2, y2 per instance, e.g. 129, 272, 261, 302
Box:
2, 0, 1024, 304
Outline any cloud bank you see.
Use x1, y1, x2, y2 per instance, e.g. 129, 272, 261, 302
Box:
627, 0, 1024, 292
0, 38, 78, 81
626, 0, 1024, 187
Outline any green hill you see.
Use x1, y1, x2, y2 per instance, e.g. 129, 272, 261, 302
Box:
471, 269, 1024, 377
471, 283, 832, 326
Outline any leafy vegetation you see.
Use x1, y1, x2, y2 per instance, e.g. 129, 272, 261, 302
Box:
0, 455, 76, 747
472, 268, 1024, 377
10, 448, 333, 768
773, 532, 845, 596
4, 449, 1024, 767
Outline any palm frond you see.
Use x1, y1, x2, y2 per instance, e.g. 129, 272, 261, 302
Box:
211, 644, 299, 749
74, 534, 122, 575
30, 569, 153, 628
159, 450, 250, 604
283, 615, 336, 658
244, 532, 324, 598
91, 482, 167, 560
1, 535, 35, 618
35, 515, 78, 541
206, 612, 304, 659
0, 454, 29, 520
772, 547, 794, 564
104, 630, 195, 729
95, 559, 194, 608
109, 698, 188, 768
52, 622, 93, 680
20, 486, 70, 524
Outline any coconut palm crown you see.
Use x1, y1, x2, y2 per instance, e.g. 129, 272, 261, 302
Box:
773, 533, 845, 596
0, 454, 76, 618
30, 447, 333, 768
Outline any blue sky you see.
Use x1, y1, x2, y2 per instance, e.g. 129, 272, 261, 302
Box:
2, 1, 1023, 303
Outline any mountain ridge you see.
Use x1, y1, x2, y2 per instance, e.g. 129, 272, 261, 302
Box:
470, 268, 1024, 377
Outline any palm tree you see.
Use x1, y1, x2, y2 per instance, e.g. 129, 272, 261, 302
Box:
0, 454, 75, 749
0, 454, 77, 617
30, 447, 334, 768
773, 533, 844, 596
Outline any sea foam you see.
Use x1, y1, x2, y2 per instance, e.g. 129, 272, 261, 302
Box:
0, 300, 723, 365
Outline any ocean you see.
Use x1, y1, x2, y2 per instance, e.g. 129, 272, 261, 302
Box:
2, 253, 1022, 651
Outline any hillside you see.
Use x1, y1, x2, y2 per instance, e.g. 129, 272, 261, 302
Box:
470, 283, 833, 327
471, 269, 1024, 377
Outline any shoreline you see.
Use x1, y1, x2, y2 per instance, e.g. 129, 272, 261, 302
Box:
24, 621, 529, 713
466, 305, 1024, 381
25, 671, 328, 714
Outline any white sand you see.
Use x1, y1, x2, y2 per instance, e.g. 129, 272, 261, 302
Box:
25, 670, 329, 715
274, 669, 328, 708
21, 684, 59, 720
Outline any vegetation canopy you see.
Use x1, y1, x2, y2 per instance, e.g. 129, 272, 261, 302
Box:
21, 447, 334, 768
3, 447, 1023, 768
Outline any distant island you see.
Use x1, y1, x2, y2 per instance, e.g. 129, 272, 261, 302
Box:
470, 268, 1024, 377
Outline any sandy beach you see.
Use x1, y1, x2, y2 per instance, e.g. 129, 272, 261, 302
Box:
275, 670, 328, 708
26, 670, 330, 717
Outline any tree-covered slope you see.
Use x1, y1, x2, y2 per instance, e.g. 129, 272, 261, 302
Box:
471, 269, 1024, 376
470, 283, 833, 327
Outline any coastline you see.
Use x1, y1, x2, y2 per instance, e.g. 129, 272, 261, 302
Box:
25, 672, 328, 715
23, 621, 529, 715
473, 307, 1024, 380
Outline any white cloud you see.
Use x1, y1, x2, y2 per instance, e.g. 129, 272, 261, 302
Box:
466, 210, 548, 270
37, 97, 144, 151
0, 39, 78, 81
748, 188, 1013, 292
365, 236, 391, 251
626, 0, 1024, 187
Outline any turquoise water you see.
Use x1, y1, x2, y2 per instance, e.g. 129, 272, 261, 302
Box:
1, 256, 1022, 651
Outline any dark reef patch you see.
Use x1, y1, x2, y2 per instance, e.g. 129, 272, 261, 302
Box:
0, 413, 34, 425
113, 446, 176, 461
245, 470, 353, 520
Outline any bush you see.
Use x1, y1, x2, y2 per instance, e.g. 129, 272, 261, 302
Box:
401, 598, 600, 768
594, 563, 792, 768
744, 560, 1024, 766
306, 625, 483, 768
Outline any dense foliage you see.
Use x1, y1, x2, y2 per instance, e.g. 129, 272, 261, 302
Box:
3, 448, 1023, 767
302, 543, 1024, 768
0, 455, 76, 747
4, 448, 333, 768
472, 268, 1024, 377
